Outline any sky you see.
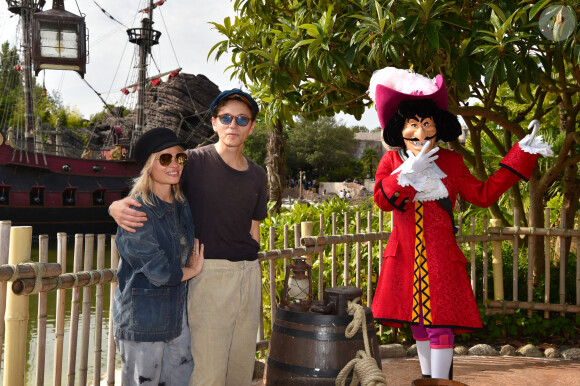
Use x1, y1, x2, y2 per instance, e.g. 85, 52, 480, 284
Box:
0, 0, 381, 130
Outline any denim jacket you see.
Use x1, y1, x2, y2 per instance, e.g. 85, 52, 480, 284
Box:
113, 194, 194, 342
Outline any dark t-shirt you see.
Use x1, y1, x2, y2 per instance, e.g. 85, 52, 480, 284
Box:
181, 145, 268, 261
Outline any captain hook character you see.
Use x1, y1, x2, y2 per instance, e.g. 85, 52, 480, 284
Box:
368, 67, 553, 380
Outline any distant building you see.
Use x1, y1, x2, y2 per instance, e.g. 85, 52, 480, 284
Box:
353, 131, 387, 159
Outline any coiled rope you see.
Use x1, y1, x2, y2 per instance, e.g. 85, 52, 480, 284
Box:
335, 298, 387, 386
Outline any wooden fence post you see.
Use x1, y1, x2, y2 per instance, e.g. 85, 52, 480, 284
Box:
331, 213, 337, 288
301, 221, 313, 266
490, 218, 504, 301
93, 234, 106, 385
3, 226, 32, 386
106, 235, 119, 384
79, 234, 95, 385
544, 208, 551, 319
269, 226, 277, 331
343, 212, 350, 286
318, 214, 324, 301
559, 209, 566, 317
355, 212, 361, 288
366, 211, 372, 306
67, 234, 84, 385
53, 232, 68, 386
0, 220, 11, 371
36, 234, 49, 385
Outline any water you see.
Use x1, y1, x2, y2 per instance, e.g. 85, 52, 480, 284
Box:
1, 235, 120, 385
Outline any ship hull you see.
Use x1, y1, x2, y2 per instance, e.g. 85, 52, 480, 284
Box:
0, 141, 141, 236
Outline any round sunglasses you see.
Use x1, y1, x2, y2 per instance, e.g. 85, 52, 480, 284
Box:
218, 114, 250, 127
155, 152, 188, 167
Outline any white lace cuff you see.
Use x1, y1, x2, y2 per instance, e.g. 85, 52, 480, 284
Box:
519, 134, 554, 157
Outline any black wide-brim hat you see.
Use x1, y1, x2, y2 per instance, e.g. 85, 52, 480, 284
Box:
134, 127, 188, 168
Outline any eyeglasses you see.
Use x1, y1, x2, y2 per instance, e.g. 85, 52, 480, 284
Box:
156, 152, 188, 167
218, 114, 250, 127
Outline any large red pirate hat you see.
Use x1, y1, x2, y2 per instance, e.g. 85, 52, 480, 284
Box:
368, 67, 449, 129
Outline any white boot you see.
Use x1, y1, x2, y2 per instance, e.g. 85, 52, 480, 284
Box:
415, 340, 431, 377
431, 348, 453, 379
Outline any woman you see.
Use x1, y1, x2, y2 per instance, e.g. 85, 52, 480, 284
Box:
113, 127, 204, 386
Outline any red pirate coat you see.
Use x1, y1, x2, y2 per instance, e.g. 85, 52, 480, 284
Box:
372, 145, 538, 332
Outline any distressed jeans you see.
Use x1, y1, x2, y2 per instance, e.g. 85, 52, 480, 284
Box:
116, 308, 193, 386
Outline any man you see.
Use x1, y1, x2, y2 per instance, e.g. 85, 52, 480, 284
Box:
367, 67, 552, 380
109, 89, 268, 386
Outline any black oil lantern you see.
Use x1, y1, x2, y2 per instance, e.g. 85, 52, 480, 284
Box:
281, 256, 313, 312
31, 0, 86, 77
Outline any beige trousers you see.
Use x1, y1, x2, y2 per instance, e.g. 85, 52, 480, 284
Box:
187, 259, 261, 386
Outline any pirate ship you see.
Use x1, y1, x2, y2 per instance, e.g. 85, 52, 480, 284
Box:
0, 0, 219, 235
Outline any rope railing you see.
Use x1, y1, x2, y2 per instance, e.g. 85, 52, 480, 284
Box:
11, 268, 117, 295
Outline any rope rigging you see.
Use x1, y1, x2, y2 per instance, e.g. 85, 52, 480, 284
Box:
90, 0, 130, 29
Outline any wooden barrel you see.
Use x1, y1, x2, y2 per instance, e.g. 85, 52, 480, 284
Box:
264, 306, 381, 385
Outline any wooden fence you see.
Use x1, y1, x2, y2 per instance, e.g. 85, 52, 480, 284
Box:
0, 207, 578, 385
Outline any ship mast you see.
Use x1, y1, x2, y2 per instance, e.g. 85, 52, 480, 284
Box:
127, 0, 161, 156
6, 0, 44, 136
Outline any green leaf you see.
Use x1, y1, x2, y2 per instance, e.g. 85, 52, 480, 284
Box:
298, 24, 321, 38
517, 83, 533, 102
484, 60, 498, 87
404, 15, 418, 36
425, 22, 440, 51
504, 59, 517, 90
529, 0, 553, 19
293, 39, 317, 49
485, 2, 507, 22
513, 84, 526, 104
345, 46, 356, 68
456, 56, 469, 86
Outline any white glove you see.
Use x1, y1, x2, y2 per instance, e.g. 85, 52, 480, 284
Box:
391, 141, 449, 200
519, 120, 554, 157
392, 141, 440, 175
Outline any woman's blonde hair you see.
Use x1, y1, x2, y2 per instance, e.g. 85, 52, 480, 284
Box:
128, 147, 186, 206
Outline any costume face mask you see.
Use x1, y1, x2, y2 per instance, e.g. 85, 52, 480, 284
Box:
402, 116, 437, 156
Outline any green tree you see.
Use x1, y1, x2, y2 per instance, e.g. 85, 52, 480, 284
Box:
286, 116, 355, 179
243, 122, 269, 169
360, 147, 380, 178
210, 1, 580, 269
0, 41, 23, 129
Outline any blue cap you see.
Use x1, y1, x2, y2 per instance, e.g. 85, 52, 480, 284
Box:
209, 88, 259, 116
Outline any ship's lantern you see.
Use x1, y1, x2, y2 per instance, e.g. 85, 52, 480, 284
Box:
92, 188, 107, 206
281, 256, 313, 312
31, 0, 87, 78
62, 186, 77, 206
30, 186, 45, 206
0, 185, 10, 205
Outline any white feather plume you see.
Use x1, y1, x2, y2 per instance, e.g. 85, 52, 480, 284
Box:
368, 67, 438, 102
